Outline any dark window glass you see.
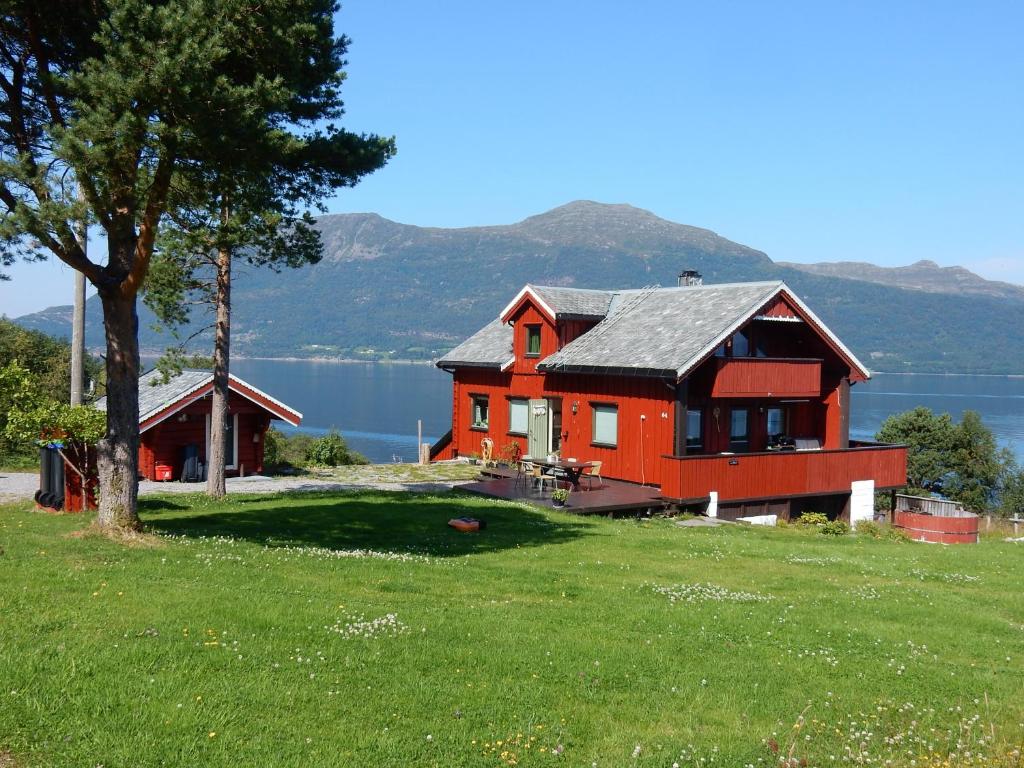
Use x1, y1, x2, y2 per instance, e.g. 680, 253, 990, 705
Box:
729, 408, 749, 452
526, 325, 542, 356
685, 409, 703, 453
767, 407, 785, 440
732, 329, 750, 357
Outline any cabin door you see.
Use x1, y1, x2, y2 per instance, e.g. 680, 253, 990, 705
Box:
528, 399, 549, 458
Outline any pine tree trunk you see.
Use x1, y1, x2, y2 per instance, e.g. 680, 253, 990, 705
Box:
206, 236, 232, 498
95, 287, 141, 530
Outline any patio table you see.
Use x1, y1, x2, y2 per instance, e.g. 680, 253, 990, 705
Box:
526, 457, 597, 491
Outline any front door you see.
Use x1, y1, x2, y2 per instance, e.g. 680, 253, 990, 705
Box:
528, 399, 549, 458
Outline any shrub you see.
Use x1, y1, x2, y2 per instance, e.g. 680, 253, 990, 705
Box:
885, 526, 911, 543
794, 511, 829, 527
820, 520, 850, 536
775, 518, 790, 528
264, 427, 366, 470
305, 429, 367, 467
855, 520, 883, 539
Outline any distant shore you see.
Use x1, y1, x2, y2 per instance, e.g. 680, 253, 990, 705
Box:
137, 352, 439, 366
134, 351, 1023, 376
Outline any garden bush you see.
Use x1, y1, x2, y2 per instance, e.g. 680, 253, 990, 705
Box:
854, 520, 883, 539
885, 525, 911, 542
820, 520, 850, 536
305, 429, 367, 467
264, 428, 366, 470
794, 511, 829, 527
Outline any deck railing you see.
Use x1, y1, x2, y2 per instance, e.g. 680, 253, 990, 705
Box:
661, 442, 907, 503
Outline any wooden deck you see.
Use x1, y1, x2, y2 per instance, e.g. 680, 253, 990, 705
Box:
461, 467, 668, 515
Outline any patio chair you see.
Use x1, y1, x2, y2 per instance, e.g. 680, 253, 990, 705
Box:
514, 460, 533, 489
583, 460, 603, 490
533, 464, 560, 493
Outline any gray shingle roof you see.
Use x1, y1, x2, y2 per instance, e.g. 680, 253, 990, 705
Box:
436, 280, 870, 379
94, 369, 303, 426
95, 369, 212, 422
538, 282, 783, 377
530, 285, 613, 318
436, 318, 513, 368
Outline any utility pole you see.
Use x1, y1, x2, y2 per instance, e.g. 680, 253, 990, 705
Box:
70, 185, 87, 406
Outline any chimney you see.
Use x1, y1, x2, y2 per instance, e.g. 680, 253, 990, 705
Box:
678, 269, 702, 287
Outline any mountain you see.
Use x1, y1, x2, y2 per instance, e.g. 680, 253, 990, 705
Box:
11, 200, 1024, 374
779, 259, 1024, 301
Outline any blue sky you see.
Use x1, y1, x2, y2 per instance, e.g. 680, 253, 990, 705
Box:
2, 0, 1021, 317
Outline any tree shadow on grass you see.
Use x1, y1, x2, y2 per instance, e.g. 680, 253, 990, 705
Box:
138, 498, 190, 514
141, 490, 593, 558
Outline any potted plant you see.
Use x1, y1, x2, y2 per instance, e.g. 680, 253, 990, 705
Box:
551, 487, 571, 507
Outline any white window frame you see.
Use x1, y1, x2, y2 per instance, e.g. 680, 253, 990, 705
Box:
470, 394, 489, 430
591, 403, 618, 448
508, 397, 528, 435
205, 413, 240, 470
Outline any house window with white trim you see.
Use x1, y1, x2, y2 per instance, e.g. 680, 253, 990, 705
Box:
525, 325, 542, 357
591, 403, 618, 447
470, 395, 489, 430
508, 398, 528, 435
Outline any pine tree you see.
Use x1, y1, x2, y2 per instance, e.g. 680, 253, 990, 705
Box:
0, 0, 393, 527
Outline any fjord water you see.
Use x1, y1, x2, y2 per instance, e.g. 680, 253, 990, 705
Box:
229, 359, 1024, 465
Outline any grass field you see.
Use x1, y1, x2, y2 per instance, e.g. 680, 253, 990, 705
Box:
2, 489, 1023, 767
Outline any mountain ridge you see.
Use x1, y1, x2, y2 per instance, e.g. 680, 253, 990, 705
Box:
11, 201, 1024, 374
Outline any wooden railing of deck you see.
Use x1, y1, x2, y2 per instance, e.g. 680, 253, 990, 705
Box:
661, 443, 907, 503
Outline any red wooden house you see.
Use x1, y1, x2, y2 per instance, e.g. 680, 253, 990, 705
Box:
435, 277, 907, 522
96, 370, 301, 481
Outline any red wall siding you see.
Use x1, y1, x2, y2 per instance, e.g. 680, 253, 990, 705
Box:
450, 365, 674, 486
709, 357, 822, 398
139, 391, 273, 480
510, 304, 558, 375
558, 319, 599, 349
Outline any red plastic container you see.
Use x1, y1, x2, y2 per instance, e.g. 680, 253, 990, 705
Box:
155, 463, 174, 481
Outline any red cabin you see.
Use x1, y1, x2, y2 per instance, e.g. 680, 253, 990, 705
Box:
435, 278, 907, 522
96, 370, 301, 481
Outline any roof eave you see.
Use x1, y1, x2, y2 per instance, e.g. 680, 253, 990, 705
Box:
435, 359, 506, 370
537, 363, 676, 379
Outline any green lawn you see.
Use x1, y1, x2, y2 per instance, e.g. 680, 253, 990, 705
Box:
2, 491, 1023, 767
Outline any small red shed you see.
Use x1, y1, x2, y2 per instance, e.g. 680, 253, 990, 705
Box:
96, 369, 302, 481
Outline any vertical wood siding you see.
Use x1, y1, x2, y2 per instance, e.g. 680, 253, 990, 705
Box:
138, 392, 274, 480
661, 444, 907, 501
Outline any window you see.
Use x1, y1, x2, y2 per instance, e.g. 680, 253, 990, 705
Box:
685, 409, 703, 453
732, 329, 750, 357
767, 407, 786, 441
729, 408, 749, 452
525, 325, 542, 357
471, 395, 489, 429
205, 413, 239, 470
508, 398, 528, 435
591, 403, 618, 447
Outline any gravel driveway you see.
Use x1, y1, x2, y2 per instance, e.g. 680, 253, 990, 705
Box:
0, 467, 475, 504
